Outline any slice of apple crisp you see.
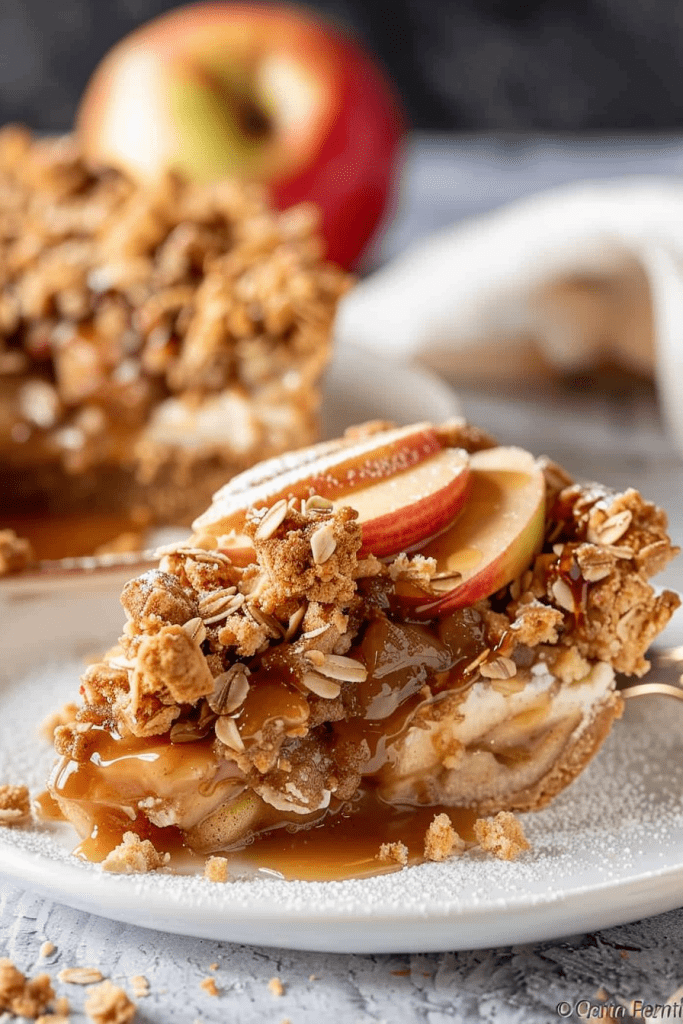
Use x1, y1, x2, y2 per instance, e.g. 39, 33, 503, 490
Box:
47, 419, 680, 870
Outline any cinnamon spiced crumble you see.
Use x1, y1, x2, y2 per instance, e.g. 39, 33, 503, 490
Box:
424, 813, 465, 862
0, 126, 350, 527
100, 832, 170, 875
46, 419, 680, 877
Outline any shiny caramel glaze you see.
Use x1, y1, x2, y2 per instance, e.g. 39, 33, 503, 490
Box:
2, 508, 147, 560
235, 794, 478, 881
50, 599, 495, 877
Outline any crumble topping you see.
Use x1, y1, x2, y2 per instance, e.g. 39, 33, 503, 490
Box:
474, 811, 530, 861
0, 126, 350, 518
83, 980, 136, 1024
0, 783, 31, 825
424, 813, 466, 862
243, 502, 364, 610
0, 529, 32, 576
100, 832, 169, 874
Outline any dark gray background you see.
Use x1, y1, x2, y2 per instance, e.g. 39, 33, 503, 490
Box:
2, 0, 683, 133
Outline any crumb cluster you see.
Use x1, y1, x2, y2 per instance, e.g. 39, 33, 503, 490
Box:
100, 831, 170, 874
84, 980, 136, 1024
0, 958, 54, 1018
0, 952, 137, 1023
0, 126, 350, 519
423, 812, 466, 862
473, 811, 531, 861
0, 783, 31, 824
382, 810, 529, 869
204, 856, 230, 883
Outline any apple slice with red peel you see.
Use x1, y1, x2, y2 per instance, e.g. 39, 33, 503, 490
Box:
403, 446, 545, 616
216, 447, 470, 559
193, 422, 472, 559
350, 447, 470, 556
193, 423, 445, 536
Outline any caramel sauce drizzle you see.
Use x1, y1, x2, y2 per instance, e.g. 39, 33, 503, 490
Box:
49, 597, 495, 879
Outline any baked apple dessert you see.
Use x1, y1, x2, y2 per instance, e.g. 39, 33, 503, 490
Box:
0, 126, 349, 541
47, 419, 680, 873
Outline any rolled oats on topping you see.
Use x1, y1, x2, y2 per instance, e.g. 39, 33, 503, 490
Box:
301, 672, 342, 700
208, 664, 251, 715
215, 716, 245, 752
0, 127, 350, 522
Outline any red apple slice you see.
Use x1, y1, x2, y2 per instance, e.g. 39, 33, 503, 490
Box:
193, 423, 445, 536
212, 434, 363, 502
193, 422, 473, 558
349, 447, 470, 556
404, 446, 545, 616
215, 447, 470, 560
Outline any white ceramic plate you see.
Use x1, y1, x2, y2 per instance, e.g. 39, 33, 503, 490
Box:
2, 353, 683, 954
1, 580, 683, 954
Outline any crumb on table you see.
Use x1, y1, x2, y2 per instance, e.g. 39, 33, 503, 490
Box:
268, 977, 285, 998
84, 979, 136, 1024
58, 967, 104, 985
200, 977, 219, 997
0, 957, 54, 1018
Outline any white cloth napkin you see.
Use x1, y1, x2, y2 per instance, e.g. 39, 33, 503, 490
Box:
335, 178, 683, 450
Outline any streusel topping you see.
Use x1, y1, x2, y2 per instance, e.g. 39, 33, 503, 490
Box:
0, 126, 350, 515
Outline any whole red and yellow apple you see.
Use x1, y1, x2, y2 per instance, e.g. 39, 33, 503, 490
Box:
77, 2, 405, 267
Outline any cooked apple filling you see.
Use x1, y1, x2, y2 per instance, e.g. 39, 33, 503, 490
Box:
48, 419, 680, 867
